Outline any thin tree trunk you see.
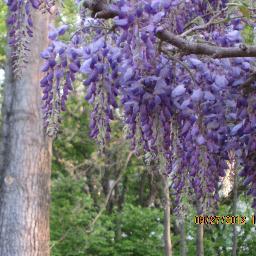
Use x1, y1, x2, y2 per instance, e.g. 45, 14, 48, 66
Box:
196, 219, 204, 256
139, 169, 147, 205
145, 165, 159, 207
115, 175, 128, 241
0, 10, 52, 256
162, 174, 172, 256
196, 201, 204, 256
232, 165, 238, 256
179, 218, 187, 256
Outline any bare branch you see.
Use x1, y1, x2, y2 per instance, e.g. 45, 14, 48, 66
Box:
157, 30, 256, 58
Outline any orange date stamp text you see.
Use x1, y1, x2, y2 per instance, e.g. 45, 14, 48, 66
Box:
194, 215, 247, 225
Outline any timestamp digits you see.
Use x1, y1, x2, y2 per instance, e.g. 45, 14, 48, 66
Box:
194, 215, 246, 225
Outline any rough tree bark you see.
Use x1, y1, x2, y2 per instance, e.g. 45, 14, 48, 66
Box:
0, 10, 52, 256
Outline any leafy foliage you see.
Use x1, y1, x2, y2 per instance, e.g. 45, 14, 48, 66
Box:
50, 173, 165, 256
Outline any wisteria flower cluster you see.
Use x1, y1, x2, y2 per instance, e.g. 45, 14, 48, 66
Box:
7, 0, 256, 212
6, 0, 54, 75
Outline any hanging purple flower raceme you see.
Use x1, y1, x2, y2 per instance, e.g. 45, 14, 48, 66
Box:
6, 0, 55, 77
79, 23, 120, 146
112, 2, 176, 172
164, 19, 254, 210
40, 26, 81, 136
234, 93, 256, 209
166, 57, 228, 213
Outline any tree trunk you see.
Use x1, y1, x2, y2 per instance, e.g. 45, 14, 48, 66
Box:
162, 174, 172, 256
115, 174, 128, 241
232, 164, 238, 256
195, 200, 204, 256
0, 10, 52, 256
145, 165, 159, 207
139, 169, 147, 205
179, 218, 187, 256
196, 221, 204, 256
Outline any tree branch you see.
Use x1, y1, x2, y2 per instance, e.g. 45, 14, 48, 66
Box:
156, 30, 256, 58
82, 1, 256, 87
83, 0, 119, 19
85, 151, 134, 233
83, 1, 256, 59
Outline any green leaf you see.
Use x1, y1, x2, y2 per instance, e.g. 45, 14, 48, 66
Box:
241, 24, 254, 45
